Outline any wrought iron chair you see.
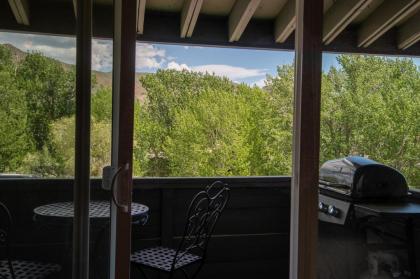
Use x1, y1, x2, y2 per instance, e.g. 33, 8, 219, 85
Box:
0, 202, 61, 279
131, 181, 230, 279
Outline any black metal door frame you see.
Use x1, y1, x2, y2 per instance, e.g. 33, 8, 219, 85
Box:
73, 0, 92, 278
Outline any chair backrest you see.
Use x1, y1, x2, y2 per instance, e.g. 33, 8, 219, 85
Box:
0, 202, 12, 251
0, 201, 15, 278
172, 181, 230, 268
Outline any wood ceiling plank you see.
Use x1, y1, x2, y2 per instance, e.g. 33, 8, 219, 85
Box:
358, 0, 420, 47
398, 11, 420, 49
323, 0, 373, 45
229, 0, 262, 42
7, 0, 30, 25
180, 0, 203, 38
274, 0, 295, 43
137, 0, 146, 34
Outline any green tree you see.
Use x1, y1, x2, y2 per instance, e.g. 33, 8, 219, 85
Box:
23, 116, 112, 177
135, 70, 237, 176
0, 45, 32, 171
164, 88, 252, 176
321, 55, 420, 186
251, 65, 294, 175
17, 52, 75, 150
92, 87, 112, 122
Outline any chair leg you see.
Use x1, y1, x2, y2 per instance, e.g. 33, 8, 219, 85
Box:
180, 268, 190, 279
7, 259, 16, 279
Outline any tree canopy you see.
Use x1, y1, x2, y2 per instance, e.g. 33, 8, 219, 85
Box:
0, 44, 418, 187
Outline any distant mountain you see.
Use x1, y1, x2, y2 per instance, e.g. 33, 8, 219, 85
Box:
1, 43, 146, 100
3, 43, 27, 63
92, 71, 147, 101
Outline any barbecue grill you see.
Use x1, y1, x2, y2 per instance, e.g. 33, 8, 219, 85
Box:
317, 156, 420, 279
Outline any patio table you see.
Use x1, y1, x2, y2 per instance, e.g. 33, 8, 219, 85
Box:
33, 200, 149, 225
33, 201, 149, 278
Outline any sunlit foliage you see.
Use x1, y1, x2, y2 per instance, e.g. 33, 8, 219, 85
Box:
0, 44, 418, 187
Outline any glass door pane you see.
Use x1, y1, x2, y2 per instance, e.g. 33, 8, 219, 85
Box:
0, 33, 76, 279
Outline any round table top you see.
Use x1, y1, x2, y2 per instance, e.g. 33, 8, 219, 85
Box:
33, 200, 149, 220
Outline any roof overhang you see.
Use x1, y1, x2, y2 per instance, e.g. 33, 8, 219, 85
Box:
0, 0, 419, 57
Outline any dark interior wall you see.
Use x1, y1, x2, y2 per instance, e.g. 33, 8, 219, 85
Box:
0, 176, 291, 278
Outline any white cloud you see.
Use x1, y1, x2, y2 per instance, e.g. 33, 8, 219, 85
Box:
136, 43, 166, 70
191, 64, 266, 80
22, 40, 76, 65
90, 41, 168, 71
92, 39, 113, 71
253, 78, 267, 88
166, 62, 267, 82
0, 32, 169, 72
167, 61, 190, 71
0, 32, 273, 84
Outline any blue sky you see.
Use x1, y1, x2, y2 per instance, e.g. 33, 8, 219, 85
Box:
0, 31, 418, 87
158, 44, 345, 86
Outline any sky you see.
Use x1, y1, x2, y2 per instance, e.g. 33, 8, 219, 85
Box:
0, 31, 419, 87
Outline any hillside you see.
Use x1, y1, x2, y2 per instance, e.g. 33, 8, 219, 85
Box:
93, 71, 146, 101
2, 43, 146, 100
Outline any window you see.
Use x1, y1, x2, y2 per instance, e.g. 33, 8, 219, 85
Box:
1, 32, 419, 188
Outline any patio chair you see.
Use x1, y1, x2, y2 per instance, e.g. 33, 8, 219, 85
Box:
131, 181, 230, 279
0, 202, 61, 279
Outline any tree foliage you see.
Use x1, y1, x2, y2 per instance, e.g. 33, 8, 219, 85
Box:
0, 46, 419, 187
0, 46, 31, 172
17, 52, 75, 150
321, 55, 420, 186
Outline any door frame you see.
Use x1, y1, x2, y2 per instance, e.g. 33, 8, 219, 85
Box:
109, 0, 138, 278
73, 0, 92, 278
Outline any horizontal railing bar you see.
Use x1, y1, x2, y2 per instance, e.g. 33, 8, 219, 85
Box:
0, 176, 292, 189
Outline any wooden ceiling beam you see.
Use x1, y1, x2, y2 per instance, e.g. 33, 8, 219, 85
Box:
323, 0, 373, 45
137, 0, 146, 34
358, 0, 420, 48
180, 0, 203, 38
398, 11, 420, 50
7, 0, 30, 25
274, 0, 295, 43
229, 0, 262, 42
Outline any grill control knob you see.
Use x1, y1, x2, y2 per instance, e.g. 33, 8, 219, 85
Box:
318, 202, 328, 213
327, 205, 340, 217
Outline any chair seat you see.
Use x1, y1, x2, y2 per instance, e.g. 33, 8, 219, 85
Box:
131, 247, 201, 272
0, 260, 61, 279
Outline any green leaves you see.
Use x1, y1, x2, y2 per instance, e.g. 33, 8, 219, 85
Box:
0, 65, 31, 172
134, 69, 289, 177
17, 52, 76, 150
0, 44, 418, 186
321, 55, 420, 187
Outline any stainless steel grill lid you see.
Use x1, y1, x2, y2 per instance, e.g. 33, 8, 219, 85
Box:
319, 156, 408, 198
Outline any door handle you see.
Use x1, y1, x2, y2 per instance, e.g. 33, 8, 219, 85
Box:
110, 163, 129, 213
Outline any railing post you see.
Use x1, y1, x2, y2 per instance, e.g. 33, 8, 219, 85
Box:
289, 0, 323, 278
73, 0, 92, 278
